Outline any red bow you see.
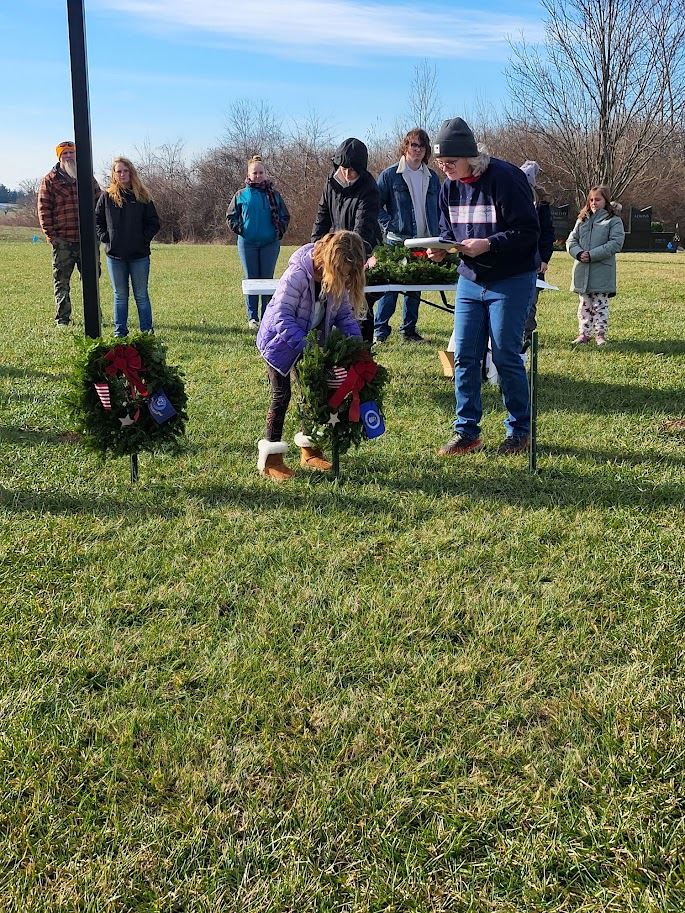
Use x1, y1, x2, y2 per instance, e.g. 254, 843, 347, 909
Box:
327, 357, 378, 422
104, 345, 148, 397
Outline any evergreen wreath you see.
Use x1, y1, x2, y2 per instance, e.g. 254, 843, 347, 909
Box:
297, 328, 389, 455
365, 244, 458, 286
66, 333, 188, 458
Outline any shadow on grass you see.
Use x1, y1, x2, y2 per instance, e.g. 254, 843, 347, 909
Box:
600, 339, 685, 356
546, 443, 685, 468
378, 461, 683, 510
156, 323, 244, 337
187, 479, 401, 518
0, 425, 81, 446
540, 373, 683, 414
0, 365, 68, 380
2, 454, 681, 518
0, 485, 183, 519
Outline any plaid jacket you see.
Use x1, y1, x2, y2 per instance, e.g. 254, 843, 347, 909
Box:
38, 164, 101, 244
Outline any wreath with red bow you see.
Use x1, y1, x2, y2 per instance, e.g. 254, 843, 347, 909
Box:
296, 328, 389, 455
66, 333, 187, 458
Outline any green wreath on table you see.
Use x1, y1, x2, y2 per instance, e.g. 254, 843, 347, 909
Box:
297, 328, 389, 456
365, 243, 458, 286
66, 333, 188, 458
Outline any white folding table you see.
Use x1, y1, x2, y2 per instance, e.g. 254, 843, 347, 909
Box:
241, 279, 556, 314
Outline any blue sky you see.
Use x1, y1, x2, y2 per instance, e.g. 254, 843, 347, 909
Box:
1, 0, 544, 188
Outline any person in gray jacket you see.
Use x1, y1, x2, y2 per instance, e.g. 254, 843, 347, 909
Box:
566, 186, 625, 346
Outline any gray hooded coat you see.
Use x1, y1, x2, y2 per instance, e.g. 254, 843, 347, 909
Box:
566, 209, 625, 296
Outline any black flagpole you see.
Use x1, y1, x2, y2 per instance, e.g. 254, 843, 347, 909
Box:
66, 0, 101, 338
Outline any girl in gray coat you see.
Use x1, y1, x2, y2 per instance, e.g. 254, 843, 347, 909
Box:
566, 186, 625, 345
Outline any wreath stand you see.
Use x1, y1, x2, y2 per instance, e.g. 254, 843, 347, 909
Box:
296, 329, 389, 484
66, 335, 188, 482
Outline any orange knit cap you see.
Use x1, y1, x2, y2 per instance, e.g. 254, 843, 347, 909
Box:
56, 141, 76, 159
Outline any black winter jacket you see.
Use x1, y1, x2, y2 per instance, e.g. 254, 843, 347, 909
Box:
311, 170, 382, 257
95, 190, 161, 260
311, 138, 381, 257
537, 200, 555, 267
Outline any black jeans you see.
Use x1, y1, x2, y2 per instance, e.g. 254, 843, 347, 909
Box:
361, 293, 382, 344
265, 366, 292, 441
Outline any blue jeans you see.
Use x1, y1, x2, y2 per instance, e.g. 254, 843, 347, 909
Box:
237, 236, 280, 321
106, 256, 153, 336
374, 290, 420, 339
452, 272, 536, 439
373, 238, 420, 339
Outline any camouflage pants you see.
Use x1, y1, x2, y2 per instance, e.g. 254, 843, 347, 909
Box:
51, 240, 81, 324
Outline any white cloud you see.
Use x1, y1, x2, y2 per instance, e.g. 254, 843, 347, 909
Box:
92, 0, 544, 60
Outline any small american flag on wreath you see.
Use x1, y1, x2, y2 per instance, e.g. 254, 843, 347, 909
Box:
93, 383, 112, 410
326, 366, 348, 390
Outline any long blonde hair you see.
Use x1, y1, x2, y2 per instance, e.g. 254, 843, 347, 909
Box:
312, 231, 366, 318
106, 157, 152, 207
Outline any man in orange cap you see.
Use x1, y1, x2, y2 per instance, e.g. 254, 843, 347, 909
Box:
38, 141, 101, 326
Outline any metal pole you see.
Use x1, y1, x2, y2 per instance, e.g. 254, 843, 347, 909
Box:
66, 0, 101, 338
130, 453, 139, 483
331, 429, 340, 481
528, 330, 538, 474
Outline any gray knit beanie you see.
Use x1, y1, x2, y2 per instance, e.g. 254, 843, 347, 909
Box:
520, 160, 540, 188
432, 118, 478, 158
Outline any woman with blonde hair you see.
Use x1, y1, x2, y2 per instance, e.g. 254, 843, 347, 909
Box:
227, 154, 290, 331
95, 156, 160, 336
255, 230, 365, 481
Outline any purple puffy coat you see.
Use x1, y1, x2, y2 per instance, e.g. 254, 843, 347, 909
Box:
256, 244, 362, 376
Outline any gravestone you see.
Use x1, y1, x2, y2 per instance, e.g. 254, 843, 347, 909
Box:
629, 207, 652, 236
550, 204, 571, 242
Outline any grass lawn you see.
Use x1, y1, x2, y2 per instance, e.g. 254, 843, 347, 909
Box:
1, 225, 684, 912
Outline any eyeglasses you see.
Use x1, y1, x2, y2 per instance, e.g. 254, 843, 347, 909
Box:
409, 143, 425, 150
436, 158, 459, 168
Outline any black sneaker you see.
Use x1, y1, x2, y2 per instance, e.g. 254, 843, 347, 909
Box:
401, 330, 427, 343
497, 435, 530, 455
438, 434, 484, 456
373, 334, 388, 345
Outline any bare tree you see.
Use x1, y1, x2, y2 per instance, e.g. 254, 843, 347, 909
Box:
136, 140, 192, 242
506, 0, 685, 203
224, 99, 284, 170
406, 61, 443, 135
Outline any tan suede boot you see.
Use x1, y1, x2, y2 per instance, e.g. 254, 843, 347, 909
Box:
263, 453, 295, 481
294, 432, 331, 471
300, 447, 332, 471
257, 440, 294, 481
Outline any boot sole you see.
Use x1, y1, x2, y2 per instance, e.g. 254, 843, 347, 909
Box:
259, 469, 295, 481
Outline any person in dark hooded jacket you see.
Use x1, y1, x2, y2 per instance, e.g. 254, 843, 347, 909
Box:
311, 138, 382, 341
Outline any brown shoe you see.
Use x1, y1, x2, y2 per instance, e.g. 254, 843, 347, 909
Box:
438, 434, 484, 456
257, 440, 295, 481
497, 435, 530, 455
300, 447, 332, 471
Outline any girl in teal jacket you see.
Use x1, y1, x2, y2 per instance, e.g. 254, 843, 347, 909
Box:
227, 155, 290, 330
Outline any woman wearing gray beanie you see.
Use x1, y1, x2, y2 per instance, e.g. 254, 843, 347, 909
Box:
428, 117, 539, 456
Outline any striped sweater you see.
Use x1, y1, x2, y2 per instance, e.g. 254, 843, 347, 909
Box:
438, 157, 539, 283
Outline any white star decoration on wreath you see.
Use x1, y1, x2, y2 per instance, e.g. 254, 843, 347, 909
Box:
328, 411, 340, 426
119, 407, 140, 428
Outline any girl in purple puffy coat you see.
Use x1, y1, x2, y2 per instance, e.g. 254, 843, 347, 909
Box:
256, 230, 366, 481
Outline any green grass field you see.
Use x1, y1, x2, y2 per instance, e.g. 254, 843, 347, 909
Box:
1, 226, 684, 912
